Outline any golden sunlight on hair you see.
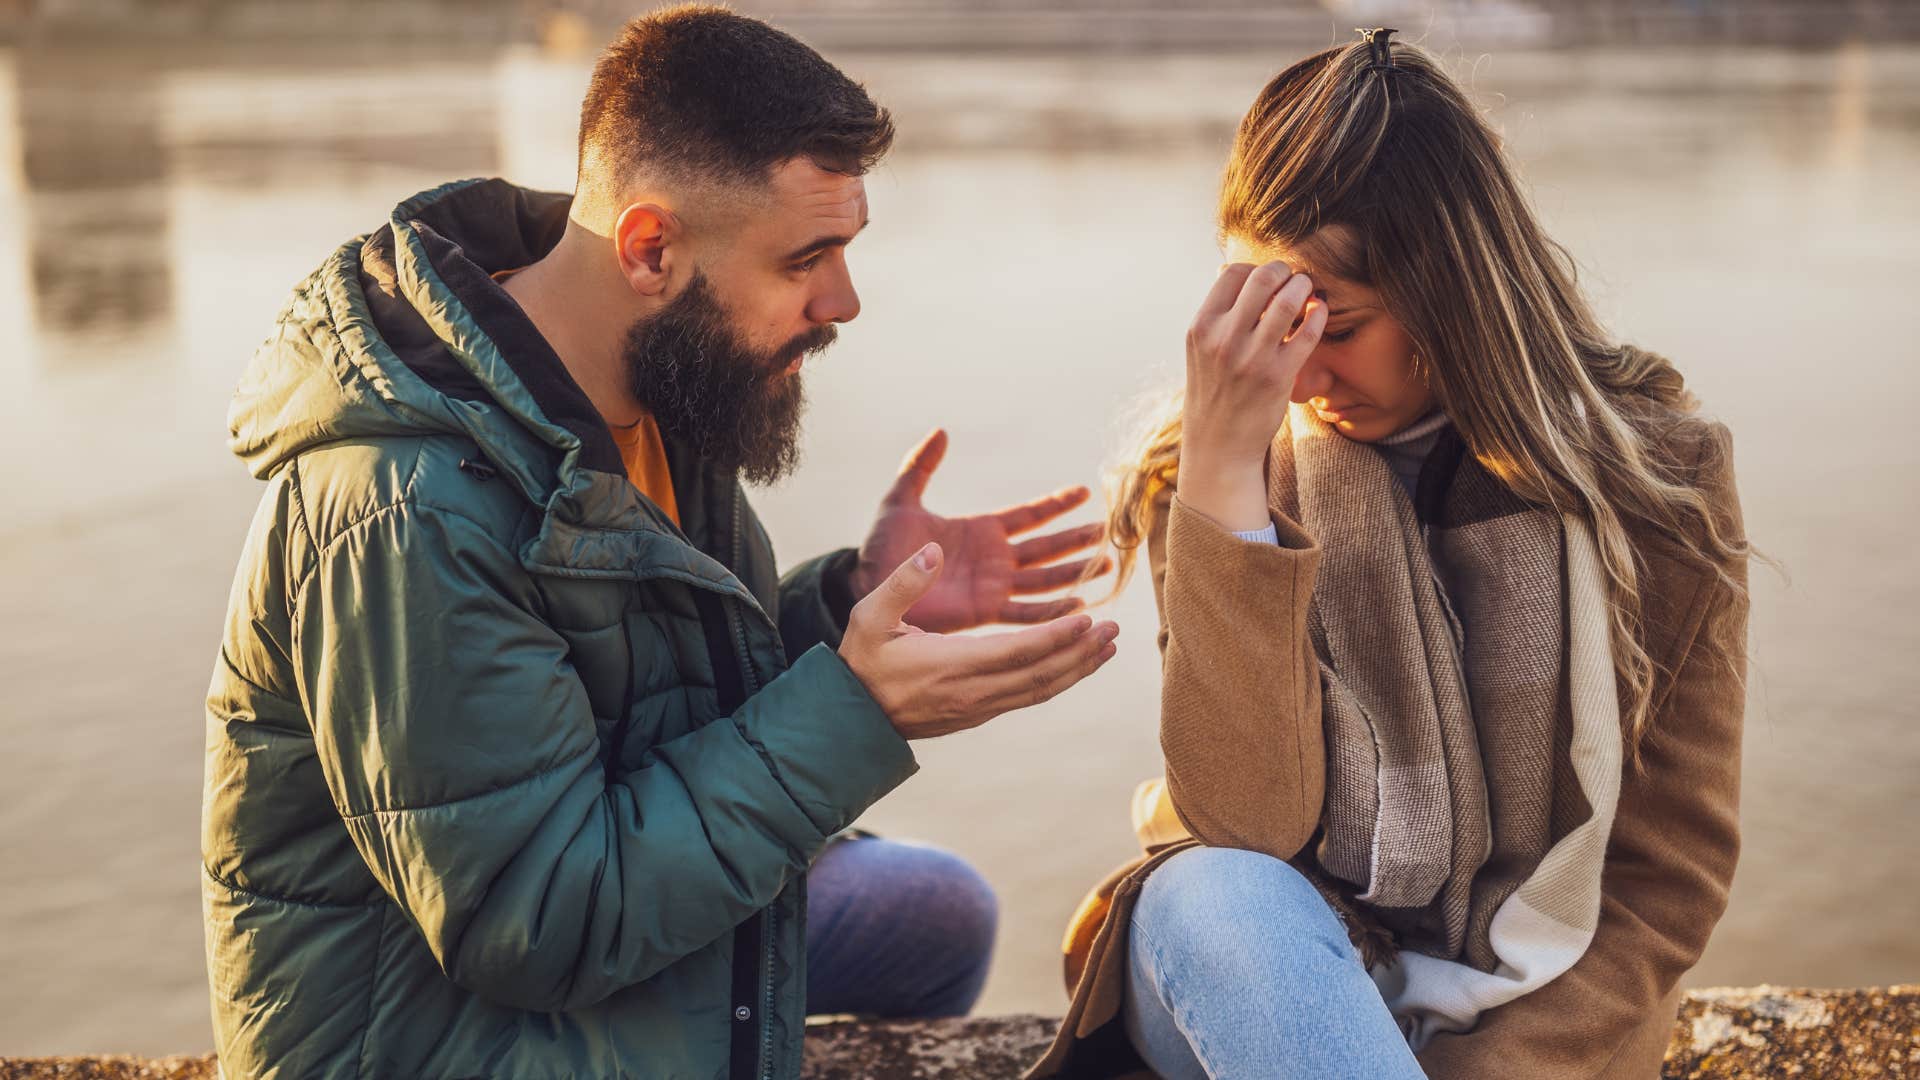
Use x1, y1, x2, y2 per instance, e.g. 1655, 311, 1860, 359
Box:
1105, 35, 1753, 765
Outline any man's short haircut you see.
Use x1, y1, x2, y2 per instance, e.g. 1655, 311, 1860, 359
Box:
577, 5, 894, 198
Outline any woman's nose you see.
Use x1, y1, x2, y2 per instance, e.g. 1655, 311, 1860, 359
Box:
1290, 356, 1333, 403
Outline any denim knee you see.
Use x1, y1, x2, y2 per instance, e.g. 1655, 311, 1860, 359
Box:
860, 841, 997, 1017
804, 838, 999, 1018
1126, 847, 1428, 1080
814, 838, 999, 943
1133, 846, 1351, 980
899, 842, 999, 968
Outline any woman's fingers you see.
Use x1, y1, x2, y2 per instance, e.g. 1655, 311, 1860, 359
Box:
1012, 522, 1104, 566
1011, 556, 1112, 595
1282, 296, 1329, 356
1224, 260, 1299, 337
1251, 273, 1316, 352
1198, 262, 1259, 321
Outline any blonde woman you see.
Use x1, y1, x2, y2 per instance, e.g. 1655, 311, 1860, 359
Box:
1030, 30, 1749, 1080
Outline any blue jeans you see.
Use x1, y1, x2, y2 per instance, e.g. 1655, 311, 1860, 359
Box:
1124, 846, 1428, 1079
804, 835, 998, 1018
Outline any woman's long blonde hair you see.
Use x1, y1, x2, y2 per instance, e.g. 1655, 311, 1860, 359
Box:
1109, 37, 1749, 763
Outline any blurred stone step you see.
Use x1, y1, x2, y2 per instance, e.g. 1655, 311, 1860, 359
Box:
1, 985, 1914, 1079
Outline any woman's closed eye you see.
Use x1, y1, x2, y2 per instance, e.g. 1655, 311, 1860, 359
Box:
1321, 326, 1356, 343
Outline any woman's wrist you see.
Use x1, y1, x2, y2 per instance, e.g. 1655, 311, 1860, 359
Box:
1178, 444, 1271, 533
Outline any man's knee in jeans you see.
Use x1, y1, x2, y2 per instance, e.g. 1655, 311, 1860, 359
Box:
804, 836, 998, 1018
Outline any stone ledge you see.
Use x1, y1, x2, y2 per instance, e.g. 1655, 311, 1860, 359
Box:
1662, 985, 1918, 1079
2, 986, 1913, 1079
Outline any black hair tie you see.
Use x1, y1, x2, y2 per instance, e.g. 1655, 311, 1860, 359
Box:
1357, 26, 1400, 72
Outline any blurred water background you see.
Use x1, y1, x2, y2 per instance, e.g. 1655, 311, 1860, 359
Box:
1, 0, 1917, 1056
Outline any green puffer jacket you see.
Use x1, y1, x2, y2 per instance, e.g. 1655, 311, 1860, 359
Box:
203, 178, 919, 1079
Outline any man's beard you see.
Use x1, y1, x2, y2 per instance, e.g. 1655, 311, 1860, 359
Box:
620, 272, 833, 486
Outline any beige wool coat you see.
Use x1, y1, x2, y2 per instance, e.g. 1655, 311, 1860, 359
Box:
1029, 413, 1747, 1080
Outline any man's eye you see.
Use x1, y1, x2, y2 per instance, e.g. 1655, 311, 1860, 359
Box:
792, 255, 822, 274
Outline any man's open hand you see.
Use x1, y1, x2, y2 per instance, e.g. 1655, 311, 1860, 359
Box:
848, 429, 1114, 632
839, 542, 1120, 739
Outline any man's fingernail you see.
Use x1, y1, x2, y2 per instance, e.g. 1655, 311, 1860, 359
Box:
914, 544, 936, 570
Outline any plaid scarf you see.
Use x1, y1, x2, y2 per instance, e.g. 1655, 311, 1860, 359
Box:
1272, 405, 1625, 1042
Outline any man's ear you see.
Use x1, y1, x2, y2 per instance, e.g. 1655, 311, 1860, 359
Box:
613, 202, 680, 297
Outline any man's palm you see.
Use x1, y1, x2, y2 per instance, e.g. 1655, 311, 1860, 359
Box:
852, 430, 1111, 633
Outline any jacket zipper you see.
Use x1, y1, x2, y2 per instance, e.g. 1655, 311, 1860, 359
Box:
594, 457, 783, 1077
612, 478, 778, 1080
724, 488, 780, 1080
726, 487, 763, 697
606, 615, 638, 784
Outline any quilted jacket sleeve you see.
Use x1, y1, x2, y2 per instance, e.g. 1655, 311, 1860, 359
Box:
291, 502, 916, 1013
776, 547, 861, 657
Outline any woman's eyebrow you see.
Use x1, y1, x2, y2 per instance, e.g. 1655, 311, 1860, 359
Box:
1297, 278, 1374, 313
1314, 288, 1373, 317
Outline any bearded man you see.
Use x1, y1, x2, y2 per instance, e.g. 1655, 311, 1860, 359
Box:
201, 7, 1118, 1076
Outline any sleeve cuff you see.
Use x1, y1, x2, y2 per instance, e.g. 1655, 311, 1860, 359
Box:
777, 548, 861, 655
1168, 493, 1319, 556
733, 644, 919, 838
1233, 523, 1281, 546
819, 548, 860, 628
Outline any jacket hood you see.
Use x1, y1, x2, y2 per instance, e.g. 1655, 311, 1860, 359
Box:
227, 178, 627, 508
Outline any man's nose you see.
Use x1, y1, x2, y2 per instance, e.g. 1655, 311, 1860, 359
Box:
807, 265, 861, 325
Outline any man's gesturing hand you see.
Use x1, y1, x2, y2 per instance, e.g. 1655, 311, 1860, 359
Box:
848, 429, 1113, 633
838, 542, 1120, 740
